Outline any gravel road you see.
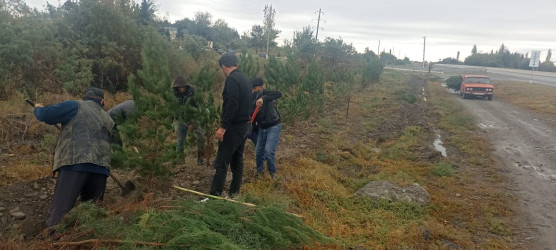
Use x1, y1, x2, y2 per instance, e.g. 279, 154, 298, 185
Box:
454, 94, 556, 249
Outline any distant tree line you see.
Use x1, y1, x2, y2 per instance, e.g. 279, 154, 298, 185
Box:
439, 44, 556, 72
0, 0, 385, 101
1, 0, 388, 179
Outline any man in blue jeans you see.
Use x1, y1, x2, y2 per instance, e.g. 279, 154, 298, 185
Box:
250, 77, 282, 179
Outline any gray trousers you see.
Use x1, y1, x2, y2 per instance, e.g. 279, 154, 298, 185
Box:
46, 170, 107, 227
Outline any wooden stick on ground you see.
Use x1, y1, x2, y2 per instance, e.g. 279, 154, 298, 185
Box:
172, 185, 303, 218
173, 185, 256, 207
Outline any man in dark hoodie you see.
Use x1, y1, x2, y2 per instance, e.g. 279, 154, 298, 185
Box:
250, 77, 282, 179
33, 87, 114, 232
209, 53, 252, 197
173, 75, 205, 165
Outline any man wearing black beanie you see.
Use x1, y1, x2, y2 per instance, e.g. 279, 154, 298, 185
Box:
209, 53, 252, 197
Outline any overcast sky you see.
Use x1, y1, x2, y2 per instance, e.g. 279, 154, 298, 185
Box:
26, 0, 556, 62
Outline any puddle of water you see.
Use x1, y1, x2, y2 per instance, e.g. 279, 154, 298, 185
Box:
514, 162, 556, 181
433, 134, 447, 157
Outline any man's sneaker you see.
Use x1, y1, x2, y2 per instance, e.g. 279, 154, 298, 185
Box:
270, 173, 276, 179
199, 197, 209, 203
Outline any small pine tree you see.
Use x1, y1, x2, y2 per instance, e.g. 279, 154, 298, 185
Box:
300, 62, 325, 116
112, 29, 178, 186
190, 64, 221, 166
238, 49, 260, 79
264, 55, 302, 123
362, 55, 384, 87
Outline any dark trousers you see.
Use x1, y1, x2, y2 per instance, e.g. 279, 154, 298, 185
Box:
248, 127, 259, 145
210, 123, 250, 197
46, 170, 107, 227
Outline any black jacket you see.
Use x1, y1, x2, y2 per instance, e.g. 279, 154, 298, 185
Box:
173, 85, 198, 123
252, 89, 282, 129
221, 69, 252, 129
173, 84, 197, 107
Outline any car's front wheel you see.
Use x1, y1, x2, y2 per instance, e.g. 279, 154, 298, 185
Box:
488, 95, 493, 101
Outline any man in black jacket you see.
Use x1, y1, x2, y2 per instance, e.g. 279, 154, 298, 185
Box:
250, 77, 282, 179
209, 53, 252, 197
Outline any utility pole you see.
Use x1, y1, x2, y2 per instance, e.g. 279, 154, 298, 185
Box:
264, 4, 275, 58
422, 36, 426, 68
377, 40, 380, 55
315, 8, 323, 40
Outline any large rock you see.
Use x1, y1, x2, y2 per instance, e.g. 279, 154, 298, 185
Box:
354, 181, 430, 206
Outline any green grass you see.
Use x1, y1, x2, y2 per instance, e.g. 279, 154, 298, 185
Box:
381, 126, 425, 161
432, 162, 454, 177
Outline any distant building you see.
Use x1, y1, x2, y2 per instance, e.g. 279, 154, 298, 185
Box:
163, 27, 177, 40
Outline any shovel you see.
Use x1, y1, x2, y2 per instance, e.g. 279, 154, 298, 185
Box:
26, 99, 136, 195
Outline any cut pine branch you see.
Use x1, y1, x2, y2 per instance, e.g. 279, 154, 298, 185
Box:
52, 239, 187, 247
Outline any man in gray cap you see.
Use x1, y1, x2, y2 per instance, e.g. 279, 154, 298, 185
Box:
209, 53, 252, 197
33, 87, 114, 233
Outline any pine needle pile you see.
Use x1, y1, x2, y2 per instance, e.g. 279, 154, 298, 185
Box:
57, 199, 333, 249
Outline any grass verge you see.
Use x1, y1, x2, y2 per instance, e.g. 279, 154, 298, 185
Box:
494, 81, 556, 116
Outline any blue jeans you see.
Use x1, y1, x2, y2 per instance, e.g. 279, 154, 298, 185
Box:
255, 123, 281, 174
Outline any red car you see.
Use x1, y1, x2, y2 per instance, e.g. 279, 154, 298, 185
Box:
460, 75, 493, 100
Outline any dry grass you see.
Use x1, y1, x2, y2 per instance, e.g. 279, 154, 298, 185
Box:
494, 81, 556, 116
241, 72, 514, 248
0, 91, 132, 186
428, 81, 513, 247
0, 161, 51, 186
1, 75, 516, 248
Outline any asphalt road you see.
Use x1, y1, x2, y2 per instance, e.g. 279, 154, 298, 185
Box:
389, 63, 556, 87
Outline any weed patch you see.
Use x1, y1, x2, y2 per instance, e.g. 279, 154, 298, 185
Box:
432, 161, 454, 177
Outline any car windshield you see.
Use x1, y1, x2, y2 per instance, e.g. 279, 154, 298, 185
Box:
465, 77, 491, 84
